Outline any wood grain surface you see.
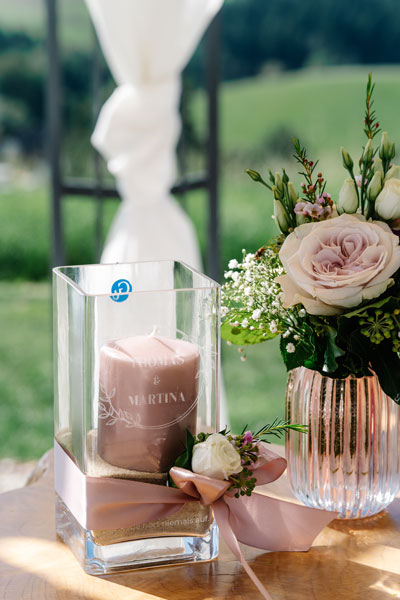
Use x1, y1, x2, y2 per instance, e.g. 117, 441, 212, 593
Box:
0, 447, 400, 600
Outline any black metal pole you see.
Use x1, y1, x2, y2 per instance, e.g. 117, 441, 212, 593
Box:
92, 28, 104, 262
46, 0, 64, 267
206, 12, 220, 282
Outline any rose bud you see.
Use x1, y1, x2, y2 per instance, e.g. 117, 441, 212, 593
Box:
337, 178, 359, 214
375, 179, 400, 221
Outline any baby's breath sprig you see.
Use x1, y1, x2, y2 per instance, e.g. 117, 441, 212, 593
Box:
222, 247, 287, 336
222, 246, 311, 357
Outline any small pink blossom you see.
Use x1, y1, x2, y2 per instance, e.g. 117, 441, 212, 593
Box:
242, 431, 253, 444
303, 203, 323, 218
322, 205, 332, 218
355, 176, 367, 189
294, 201, 307, 214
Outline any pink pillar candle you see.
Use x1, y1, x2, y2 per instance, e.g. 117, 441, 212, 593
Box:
97, 332, 200, 472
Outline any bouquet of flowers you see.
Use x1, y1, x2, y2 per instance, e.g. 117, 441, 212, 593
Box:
222, 74, 400, 403
170, 420, 306, 497
166, 421, 332, 600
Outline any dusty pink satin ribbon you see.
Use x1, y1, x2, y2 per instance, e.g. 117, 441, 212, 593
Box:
54, 440, 337, 600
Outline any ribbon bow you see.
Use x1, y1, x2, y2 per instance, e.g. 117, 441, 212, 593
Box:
169, 444, 336, 600
54, 441, 337, 600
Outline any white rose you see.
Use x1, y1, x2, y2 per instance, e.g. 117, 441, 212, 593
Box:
191, 433, 242, 480
375, 179, 400, 221
276, 213, 400, 316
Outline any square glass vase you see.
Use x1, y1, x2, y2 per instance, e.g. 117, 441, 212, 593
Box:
53, 260, 220, 574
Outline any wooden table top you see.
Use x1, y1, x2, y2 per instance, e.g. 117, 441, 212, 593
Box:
0, 447, 400, 600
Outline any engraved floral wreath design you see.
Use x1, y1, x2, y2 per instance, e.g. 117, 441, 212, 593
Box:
98, 384, 141, 428
98, 329, 208, 430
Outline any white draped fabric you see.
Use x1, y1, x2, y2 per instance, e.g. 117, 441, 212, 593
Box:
85, 0, 223, 268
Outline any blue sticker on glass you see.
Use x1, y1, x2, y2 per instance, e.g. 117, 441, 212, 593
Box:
110, 279, 132, 302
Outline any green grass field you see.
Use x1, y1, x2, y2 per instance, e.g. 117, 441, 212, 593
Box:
2, 65, 400, 458
0, 0, 93, 50
0, 280, 287, 459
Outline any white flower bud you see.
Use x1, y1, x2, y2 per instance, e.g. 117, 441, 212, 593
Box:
341, 147, 354, 171
275, 172, 283, 192
374, 157, 384, 177
367, 171, 382, 203
337, 178, 359, 214
296, 212, 308, 226
287, 182, 298, 208
375, 179, 400, 221
362, 139, 374, 164
380, 132, 390, 160
384, 164, 400, 182
191, 433, 242, 480
274, 200, 290, 234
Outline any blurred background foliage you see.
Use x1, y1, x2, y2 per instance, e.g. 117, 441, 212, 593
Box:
1, 0, 400, 458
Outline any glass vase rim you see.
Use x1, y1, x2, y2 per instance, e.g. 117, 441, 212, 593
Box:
293, 366, 378, 382
53, 259, 220, 298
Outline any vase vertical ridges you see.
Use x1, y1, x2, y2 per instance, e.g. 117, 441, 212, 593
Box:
286, 367, 400, 519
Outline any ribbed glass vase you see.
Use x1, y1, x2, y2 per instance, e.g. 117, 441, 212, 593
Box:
286, 367, 400, 519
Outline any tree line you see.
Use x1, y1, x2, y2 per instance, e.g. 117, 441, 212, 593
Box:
1, 0, 400, 157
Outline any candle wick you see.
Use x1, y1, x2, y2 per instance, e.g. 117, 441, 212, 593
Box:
148, 326, 182, 356
149, 325, 159, 337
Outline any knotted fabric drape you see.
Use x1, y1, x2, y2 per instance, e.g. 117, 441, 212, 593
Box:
85, 0, 223, 268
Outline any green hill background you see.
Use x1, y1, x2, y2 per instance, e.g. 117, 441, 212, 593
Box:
2, 65, 400, 457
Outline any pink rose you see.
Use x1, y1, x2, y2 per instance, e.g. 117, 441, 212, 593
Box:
276, 213, 400, 315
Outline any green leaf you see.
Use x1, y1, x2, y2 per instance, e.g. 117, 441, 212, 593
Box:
221, 322, 276, 345
175, 429, 195, 469
323, 326, 345, 372
280, 336, 315, 371
368, 342, 400, 404
168, 429, 195, 487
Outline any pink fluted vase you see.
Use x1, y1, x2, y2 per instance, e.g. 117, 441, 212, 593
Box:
286, 367, 400, 519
